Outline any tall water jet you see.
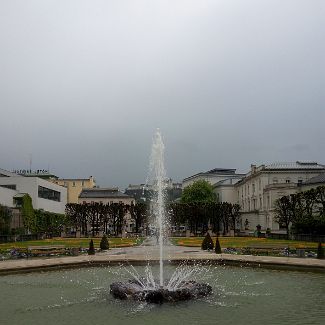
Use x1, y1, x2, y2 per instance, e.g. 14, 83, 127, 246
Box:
147, 128, 167, 287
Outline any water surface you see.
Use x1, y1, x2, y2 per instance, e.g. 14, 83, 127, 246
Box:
0, 265, 324, 325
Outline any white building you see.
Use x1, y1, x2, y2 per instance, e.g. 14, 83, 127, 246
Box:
213, 178, 242, 203
0, 169, 67, 214
182, 168, 245, 188
213, 162, 325, 232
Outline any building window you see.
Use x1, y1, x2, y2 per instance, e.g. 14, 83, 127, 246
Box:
252, 183, 255, 193
38, 186, 61, 202
0, 184, 16, 190
273, 178, 278, 184
259, 179, 261, 190
259, 197, 262, 209
285, 179, 290, 183
72, 182, 76, 187
298, 179, 303, 185
82, 181, 85, 186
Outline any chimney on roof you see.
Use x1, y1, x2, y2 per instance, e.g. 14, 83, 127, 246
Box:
251, 164, 257, 173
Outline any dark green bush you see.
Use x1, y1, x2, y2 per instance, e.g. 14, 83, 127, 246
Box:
201, 233, 214, 250
100, 234, 109, 250
88, 239, 95, 255
215, 236, 222, 254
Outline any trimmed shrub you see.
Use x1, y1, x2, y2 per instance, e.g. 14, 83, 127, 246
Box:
88, 239, 95, 255
215, 236, 222, 254
317, 242, 324, 259
100, 234, 109, 250
201, 233, 214, 251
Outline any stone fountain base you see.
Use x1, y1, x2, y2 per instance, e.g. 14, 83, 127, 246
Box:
110, 279, 212, 304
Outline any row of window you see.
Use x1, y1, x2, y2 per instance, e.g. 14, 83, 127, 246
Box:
82, 200, 134, 205
241, 195, 271, 212
38, 186, 61, 202
55, 181, 86, 187
0, 184, 16, 190
241, 178, 303, 198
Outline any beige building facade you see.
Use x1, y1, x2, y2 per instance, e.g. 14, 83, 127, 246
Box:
52, 176, 96, 203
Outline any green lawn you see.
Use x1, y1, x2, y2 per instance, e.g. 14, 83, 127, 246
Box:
0, 237, 144, 252
170, 237, 321, 249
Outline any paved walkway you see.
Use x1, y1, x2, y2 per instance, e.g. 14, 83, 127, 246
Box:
1, 238, 324, 274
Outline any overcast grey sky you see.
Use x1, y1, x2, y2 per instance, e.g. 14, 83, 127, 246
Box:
0, 0, 324, 189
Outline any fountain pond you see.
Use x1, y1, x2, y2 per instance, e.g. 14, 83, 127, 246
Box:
0, 264, 324, 325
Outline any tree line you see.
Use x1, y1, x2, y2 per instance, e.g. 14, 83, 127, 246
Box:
169, 202, 241, 236
274, 185, 325, 238
65, 202, 147, 237
1, 197, 148, 238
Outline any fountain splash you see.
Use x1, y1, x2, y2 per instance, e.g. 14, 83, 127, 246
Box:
110, 129, 212, 303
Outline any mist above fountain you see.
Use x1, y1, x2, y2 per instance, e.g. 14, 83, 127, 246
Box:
110, 129, 212, 303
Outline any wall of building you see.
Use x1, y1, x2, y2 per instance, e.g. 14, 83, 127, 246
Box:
53, 176, 95, 203
0, 186, 17, 208
214, 186, 237, 204
0, 177, 67, 214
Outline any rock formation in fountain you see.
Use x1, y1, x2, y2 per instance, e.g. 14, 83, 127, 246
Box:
110, 279, 212, 304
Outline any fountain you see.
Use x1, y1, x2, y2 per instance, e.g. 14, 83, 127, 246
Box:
110, 129, 212, 303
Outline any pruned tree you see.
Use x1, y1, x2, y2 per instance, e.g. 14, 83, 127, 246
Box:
129, 202, 147, 233
220, 202, 232, 235
315, 186, 325, 217
209, 202, 222, 234
21, 194, 35, 233
229, 203, 241, 236
87, 202, 102, 237
0, 204, 12, 235
100, 234, 109, 250
274, 195, 297, 239
65, 203, 87, 235
201, 232, 214, 250
100, 203, 111, 234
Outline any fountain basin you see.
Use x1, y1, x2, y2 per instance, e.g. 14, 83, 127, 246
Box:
110, 279, 212, 303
